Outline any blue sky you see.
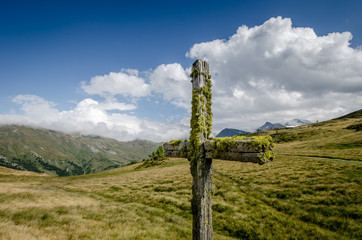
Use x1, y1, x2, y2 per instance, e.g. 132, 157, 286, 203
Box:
1, 0, 362, 141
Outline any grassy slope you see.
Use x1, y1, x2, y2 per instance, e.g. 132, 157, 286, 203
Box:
0, 125, 160, 176
252, 117, 362, 162
0, 116, 361, 239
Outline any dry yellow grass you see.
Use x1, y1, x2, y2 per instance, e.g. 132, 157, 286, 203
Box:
0, 160, 236, 239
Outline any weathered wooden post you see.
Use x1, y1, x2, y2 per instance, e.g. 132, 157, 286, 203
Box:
189, 59, 213, 240
163, 59, 274, 240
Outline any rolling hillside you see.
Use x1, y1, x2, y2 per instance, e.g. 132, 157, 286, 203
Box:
0, 111, 361, 239
0, 125, 160, 176
251, 110, 362, 162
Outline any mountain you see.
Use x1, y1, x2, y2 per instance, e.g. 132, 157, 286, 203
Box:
284, 119, 312, 127
256, 119, 312, 131
0, 125, 160, 176
216, 128, 251, 137
257, 122, 285, 131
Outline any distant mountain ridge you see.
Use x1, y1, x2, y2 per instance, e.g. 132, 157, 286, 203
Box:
257, 119, 312, 131
257, 122, 285, 131
217, 119, 312, 137
0, 125, 160, 176
284, 119, 313, 127
215, 128, 251, 137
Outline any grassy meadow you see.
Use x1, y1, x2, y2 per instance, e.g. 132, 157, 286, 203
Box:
0, 117, 361, 239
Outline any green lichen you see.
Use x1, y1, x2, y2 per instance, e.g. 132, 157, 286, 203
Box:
180, 144, 188, 158
170, 139, 182, 146
204, 75, 212, 138
189, 67, 213, 174
250, 135, 274, 163
190, 67, 200, 78
189, 63, 214, 224
210, 137, 230, 158
201, 95, 206, 111
199, 88, 212, 137
167, 139, 188, 157
211, 135, 274, 164
189, 89, 201, 175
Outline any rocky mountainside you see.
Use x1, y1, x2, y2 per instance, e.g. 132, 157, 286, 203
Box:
257, 119, 313, 131
257, 122, 285, 131
217, 119, 312, 137
284, 119, 312, 127
0, 125, 160, 176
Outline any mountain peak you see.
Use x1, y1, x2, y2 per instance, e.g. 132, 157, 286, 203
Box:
284, 119, 312, 127
216, 128, 251, 137
256, 119, 313, 132
257, 122, 284, 131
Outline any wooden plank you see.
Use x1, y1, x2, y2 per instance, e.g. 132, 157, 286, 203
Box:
189, 59, 213, 240
164, 137, 274, 164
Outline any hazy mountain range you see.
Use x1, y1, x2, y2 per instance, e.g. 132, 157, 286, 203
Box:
0, 125, 160, 176
1, 109, 360, 176
0, 119, 310, 175
217, 119, 313, 137
257, 119, 313, 131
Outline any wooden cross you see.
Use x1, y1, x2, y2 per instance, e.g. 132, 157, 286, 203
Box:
163, 59, 274, 240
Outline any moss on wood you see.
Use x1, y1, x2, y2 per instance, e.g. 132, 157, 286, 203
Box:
211, 135, 274, 164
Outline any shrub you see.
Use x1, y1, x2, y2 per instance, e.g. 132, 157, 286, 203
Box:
346, 123, 362, 131
136, 146, 166, 169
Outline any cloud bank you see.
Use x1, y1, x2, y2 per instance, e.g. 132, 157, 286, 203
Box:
187, 16, 362, 131
1, 17, 361, 141
1, 95, 189, 142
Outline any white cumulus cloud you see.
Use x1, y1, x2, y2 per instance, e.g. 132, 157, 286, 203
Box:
81, 69, 151, 98
0, 95, 188, 142
149, 63, 191, 109
187, 16, 362, 133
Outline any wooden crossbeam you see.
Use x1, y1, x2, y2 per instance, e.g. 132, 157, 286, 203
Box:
164, 137, 274, 164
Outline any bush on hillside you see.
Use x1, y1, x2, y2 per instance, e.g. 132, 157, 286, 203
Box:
137, 146, 166, 169
346, 123, 362, 131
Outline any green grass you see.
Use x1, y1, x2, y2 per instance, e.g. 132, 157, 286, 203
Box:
253, 118, 362, 162
0, 117, 361, 239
